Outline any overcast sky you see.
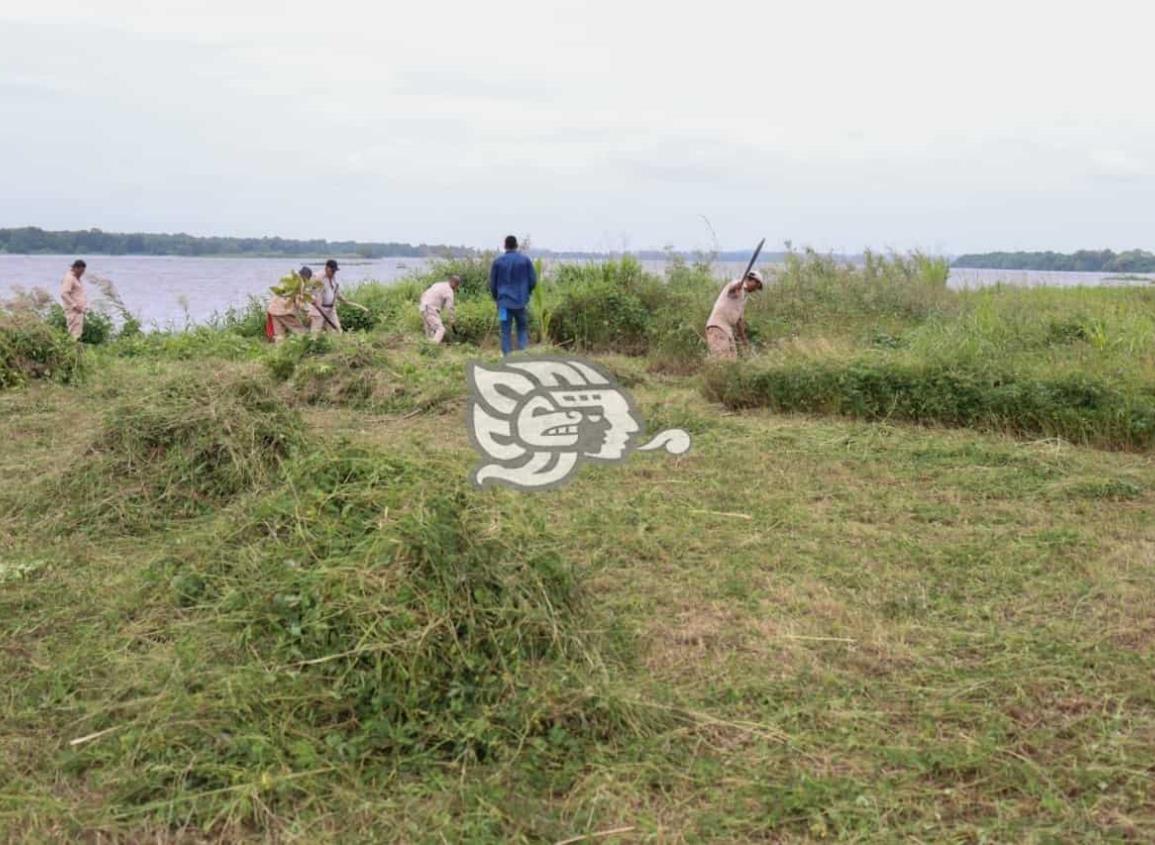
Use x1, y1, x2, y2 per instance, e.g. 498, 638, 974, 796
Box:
2, 0, 1152, 254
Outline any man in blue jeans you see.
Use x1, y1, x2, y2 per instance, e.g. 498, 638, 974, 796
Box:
489, 234, 537, 356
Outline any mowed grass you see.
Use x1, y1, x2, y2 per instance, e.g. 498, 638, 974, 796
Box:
2, 342, 1154, 842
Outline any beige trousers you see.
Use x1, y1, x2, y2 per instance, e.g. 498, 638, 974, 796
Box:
705, 326, 736, 359
309, 304, 342, 334
422, 306, 446, 343
271, 313, 308, 342
66, 309, 85, 340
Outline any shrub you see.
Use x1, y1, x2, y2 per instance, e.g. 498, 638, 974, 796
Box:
412, 254, 497, 300
0, 314, 82, 388
451, 298, 500, 346
45, 304, 114, 344
546, 257, 669, 354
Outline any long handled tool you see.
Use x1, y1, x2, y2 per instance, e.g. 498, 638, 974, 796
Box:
312, 299, 341, 332
734, 238, 766, 355
739, 237, 766, 285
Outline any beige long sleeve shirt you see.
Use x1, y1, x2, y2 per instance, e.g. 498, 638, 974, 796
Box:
705, 279, 747, 338
60, 271, 87, 313
420, 281, 456, 321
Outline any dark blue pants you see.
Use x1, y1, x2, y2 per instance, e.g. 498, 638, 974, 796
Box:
499, 307, 528, 356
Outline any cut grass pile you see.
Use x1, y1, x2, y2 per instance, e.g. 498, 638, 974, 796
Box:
265, 333, 466, 414
1, 363, 652, 839
20, 368, 303, 531
4, 356, 1153, 840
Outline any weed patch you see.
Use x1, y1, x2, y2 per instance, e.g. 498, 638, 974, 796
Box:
0, 314, 82, 388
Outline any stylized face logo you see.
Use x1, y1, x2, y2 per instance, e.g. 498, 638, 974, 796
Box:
466, 356, 689, 491
516, 389, 640, 459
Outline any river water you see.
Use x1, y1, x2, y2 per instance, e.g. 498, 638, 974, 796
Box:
0, 254, 1150, 328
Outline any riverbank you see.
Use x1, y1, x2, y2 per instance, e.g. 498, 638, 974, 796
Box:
2, 255, 1154, 841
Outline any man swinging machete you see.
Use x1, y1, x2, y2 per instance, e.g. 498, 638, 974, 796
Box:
705, 237, 765, 359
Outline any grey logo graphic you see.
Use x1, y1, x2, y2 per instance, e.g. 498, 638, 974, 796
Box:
466, 356, 691, 491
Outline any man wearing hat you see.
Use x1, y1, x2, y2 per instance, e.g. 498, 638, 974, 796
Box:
309, 259, 346, 334
705, 269, 764, 359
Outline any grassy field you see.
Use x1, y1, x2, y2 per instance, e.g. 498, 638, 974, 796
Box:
2, 257, 1154, 842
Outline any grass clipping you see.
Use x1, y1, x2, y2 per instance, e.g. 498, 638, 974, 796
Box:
53, 447, 643, 829
67, 369, 302, 527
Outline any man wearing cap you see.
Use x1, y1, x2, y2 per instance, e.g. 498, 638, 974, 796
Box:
60, 259, 88, 340
309, 259, 346, 334
267, 266, 315, 342
419, 274, 460, 344
705, 269, 764, 359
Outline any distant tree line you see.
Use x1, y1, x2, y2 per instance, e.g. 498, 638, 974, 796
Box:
0, 227, 475, 259
0, 226, 829, 264
952, 250, 1155, 273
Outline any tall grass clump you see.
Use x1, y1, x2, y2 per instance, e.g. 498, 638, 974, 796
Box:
703, 352, 1155, 450
208, 294, 269, 338
905, 285, 1155, 377
0, 313, 82, 388
752, 248, 956, 340
56, 369, 303, 528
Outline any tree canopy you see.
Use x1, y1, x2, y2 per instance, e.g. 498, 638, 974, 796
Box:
953, 250, 1155, 273
0, 227, 472, 259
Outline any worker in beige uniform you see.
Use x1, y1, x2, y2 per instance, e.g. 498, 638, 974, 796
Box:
267, 266, 314, 342
309, 259, 345, 334
60, 259, 88, 340
419, 275, 460, 343
705, 269, 764, 359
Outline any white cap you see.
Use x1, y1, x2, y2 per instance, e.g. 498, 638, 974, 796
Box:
746, 270, 764, 284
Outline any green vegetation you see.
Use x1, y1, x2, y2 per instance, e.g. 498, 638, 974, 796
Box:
2, 250, 1154, 840
954, 248, 1155, 273
0, 313, 82, 388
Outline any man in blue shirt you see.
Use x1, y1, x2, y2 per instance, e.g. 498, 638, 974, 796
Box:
488, 235, 537, 356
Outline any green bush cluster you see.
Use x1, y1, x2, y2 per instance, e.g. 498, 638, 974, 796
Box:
45, 304, 115, 344
0, 314, 83, 388
546, 256, 695, 357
